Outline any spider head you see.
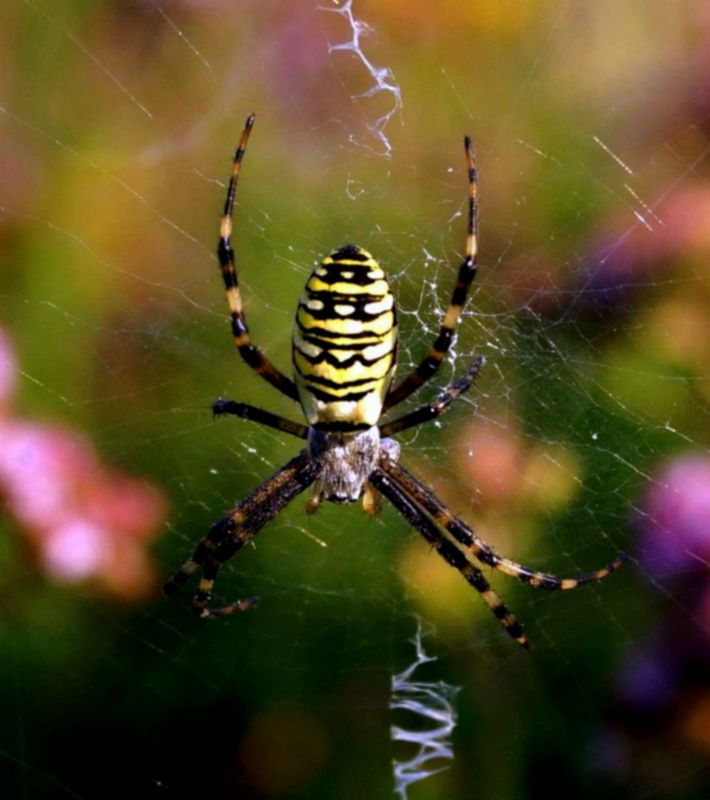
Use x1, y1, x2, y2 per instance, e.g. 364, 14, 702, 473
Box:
306, 426, 394, 509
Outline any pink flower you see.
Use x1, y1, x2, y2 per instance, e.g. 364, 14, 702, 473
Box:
0, 329, 17, 414
0, 422, 97, 530
0, 328, 167, 599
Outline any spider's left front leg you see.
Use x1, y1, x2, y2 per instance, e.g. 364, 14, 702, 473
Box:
163, 449, 318, 617
370, 466, 529, 648
379, 457, 627, 590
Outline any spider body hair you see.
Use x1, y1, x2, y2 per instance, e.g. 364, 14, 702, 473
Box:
307, 426, 400, 506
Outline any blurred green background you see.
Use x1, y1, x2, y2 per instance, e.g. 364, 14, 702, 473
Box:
1, 1, 709, 798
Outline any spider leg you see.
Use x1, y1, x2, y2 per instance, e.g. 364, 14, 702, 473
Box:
163, 449, 318, 617
380, 355, 484, 437
379, 456, 627, 590
370, 467, 529, 648
383, 136, 478, 411
212, 398, 308, 439
218, 113, 300, 403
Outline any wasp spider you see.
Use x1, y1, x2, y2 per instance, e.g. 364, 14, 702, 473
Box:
164, 114, 626, 648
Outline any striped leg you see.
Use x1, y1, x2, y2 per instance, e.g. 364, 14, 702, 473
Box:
218, 114, 300, 402
370, 467, 529, 648
212, 398, 308, 440
163, 449, 318, 617
384, 135, 478, 411
379, 457, 627, 590
380, 356, 484, 437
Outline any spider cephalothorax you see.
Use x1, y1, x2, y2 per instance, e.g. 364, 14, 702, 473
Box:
306, 425, 401, 509
164, 114, 626, 648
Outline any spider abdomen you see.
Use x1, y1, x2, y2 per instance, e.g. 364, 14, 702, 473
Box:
293, 244, 398, 428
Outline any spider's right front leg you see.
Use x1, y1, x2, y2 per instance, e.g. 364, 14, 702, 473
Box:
163, 449, 318, 617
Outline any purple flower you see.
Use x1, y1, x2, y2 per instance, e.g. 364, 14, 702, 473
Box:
638, 453, 710, 578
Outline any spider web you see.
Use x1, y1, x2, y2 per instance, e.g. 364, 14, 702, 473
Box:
1, 1, 709, 798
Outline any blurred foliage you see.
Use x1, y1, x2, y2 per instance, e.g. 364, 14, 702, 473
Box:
0, 1, 709, 798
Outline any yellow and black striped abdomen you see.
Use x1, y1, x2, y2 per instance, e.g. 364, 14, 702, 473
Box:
293, 244, 398, 428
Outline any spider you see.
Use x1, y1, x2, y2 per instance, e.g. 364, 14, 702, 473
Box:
164, 113, 626, 648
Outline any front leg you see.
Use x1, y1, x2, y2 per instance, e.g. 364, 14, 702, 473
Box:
163, 449, 318, 617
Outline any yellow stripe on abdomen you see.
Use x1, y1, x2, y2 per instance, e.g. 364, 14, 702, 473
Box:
293, 244, 398, 428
